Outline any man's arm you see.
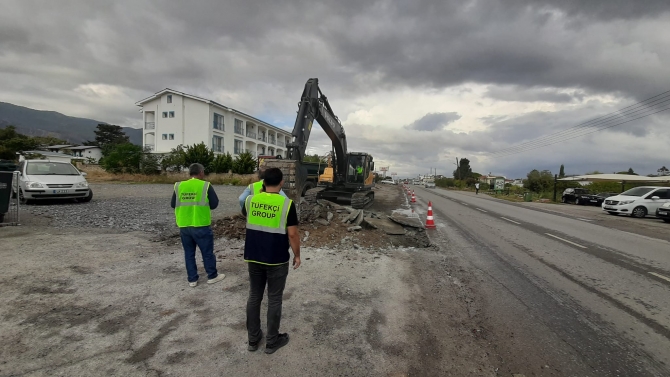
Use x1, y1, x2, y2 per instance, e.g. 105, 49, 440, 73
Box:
207, 184, 219, 210
170, 191, 176, 209
239, 186, 251, 209
288, 226, 301, 269
286, 202, 300, 269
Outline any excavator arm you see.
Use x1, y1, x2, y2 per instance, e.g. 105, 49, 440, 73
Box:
286, 78, 348, 184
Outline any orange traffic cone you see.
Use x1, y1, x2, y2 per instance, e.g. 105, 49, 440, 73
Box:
425, 201, 436, 228
411, 190, 416, 203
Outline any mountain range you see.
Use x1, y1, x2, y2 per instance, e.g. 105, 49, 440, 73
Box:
0, 102, 142, 145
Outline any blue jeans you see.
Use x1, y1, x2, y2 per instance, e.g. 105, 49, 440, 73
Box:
180, 226, 218, 282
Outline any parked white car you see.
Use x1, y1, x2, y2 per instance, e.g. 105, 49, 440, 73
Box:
424, 179, 436, 189
601, 186, 670, 218
380, 178, 397, 185
15, 160, 92, 204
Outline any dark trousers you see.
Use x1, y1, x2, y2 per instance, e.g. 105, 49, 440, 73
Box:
247, 262, 289, 345
180, 226, 218, 282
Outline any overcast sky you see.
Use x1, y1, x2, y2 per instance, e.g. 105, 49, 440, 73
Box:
2, 0, 669, 178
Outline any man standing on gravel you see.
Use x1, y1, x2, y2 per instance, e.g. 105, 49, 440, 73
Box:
475, 182, 480, 195
171, 163, 226, 287
241, 167, 301, 354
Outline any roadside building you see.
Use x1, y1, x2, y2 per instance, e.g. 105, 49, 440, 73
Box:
62, 146, 103, 163
45, 145, 73, 154
135, 88, 292, 158
19, 151, 73, 163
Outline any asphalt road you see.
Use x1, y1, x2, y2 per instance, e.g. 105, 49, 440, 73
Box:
410, 186, 670, 376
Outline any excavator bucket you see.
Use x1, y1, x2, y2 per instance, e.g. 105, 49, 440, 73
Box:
259, 159, 307, 204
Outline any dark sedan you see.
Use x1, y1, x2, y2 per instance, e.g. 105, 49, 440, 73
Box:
584, 192, 619, 206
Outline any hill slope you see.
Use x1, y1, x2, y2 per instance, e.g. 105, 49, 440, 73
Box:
0, 102, 141, 145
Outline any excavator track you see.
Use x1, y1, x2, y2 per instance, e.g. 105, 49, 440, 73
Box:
350, 191, 374, 209
304, 187, 325, 205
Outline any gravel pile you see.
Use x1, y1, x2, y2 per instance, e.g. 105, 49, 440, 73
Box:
21, 183, 244, 233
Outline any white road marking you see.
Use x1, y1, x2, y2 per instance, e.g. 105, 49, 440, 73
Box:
476, 208, 487, 213
461, 203, 469, 206
545, 233, 587, 249
577, 218, 593, 222
500, 217, 521, 225
649, 272, 670, 283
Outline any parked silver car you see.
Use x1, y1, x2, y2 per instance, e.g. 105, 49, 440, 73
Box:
15, 160, 92, 204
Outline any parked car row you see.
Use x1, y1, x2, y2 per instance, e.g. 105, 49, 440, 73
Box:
562, 186, 670, 222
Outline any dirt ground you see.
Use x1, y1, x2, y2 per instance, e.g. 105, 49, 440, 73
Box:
0, 184, 505, 376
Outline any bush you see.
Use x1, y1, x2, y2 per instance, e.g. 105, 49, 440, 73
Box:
101, 143, 143, 174
211, 152, 233, 174
232, 151, 256, 174
183, 143, 214, 174
161, 145, 186, 172
140, 149, 161, 175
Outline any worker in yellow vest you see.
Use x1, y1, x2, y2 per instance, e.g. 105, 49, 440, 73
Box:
238, 168, 287, 209
171, 163, 226, 287
242, 167, 301, 354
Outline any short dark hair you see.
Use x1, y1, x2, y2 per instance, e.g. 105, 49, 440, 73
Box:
263, 167, 283, 186
189, 163, 204, 176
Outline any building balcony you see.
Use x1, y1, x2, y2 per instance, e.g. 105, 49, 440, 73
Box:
234, 126, 244, 135
258, 136, 267, 142
246, 131, 257, 139
268, 139, 276, 145
234, 147, 243, 155
144, 144, 155, 151
145, 122, 155, 130
212, 145, 223, 153
276, 141, 285, 147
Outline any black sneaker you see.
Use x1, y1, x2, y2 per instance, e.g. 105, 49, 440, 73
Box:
264, 333, 289, 354
248, 331, 263, 352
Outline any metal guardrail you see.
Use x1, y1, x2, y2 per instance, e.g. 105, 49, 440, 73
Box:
144, 144, 155, 151
145, 122, 155, 130
246, 132, 256, 138
276, 141, 285, 147
234, 126, 244, 135
0, 171, 20, 226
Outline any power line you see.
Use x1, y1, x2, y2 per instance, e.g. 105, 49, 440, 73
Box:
491, 106, 670, 158
488, 90, 670, 157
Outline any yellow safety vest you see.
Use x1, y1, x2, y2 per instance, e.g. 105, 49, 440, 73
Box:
244, 193, 292, 265
174, 178, 211, 227
248, 180, 264, 195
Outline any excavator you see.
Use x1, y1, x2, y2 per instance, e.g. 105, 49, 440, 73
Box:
260, 78, 375, 209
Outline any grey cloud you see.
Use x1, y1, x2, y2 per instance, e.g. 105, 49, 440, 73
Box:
485, 86, 586, 103
404, 112, 461, 132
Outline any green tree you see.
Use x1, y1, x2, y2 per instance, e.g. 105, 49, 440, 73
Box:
160, 145, 186, 172
92, 124, 130, 153
524, 169, 554, 193
140, 148, 160, 175
101, 143, 143, 173
0, 126, 66, 160
658, 166, 669, 176
232, 151, 257, 174
453, 158, 473, 180
211, 152, 233, 174
559, 164, 565, 178
183, 143, 214, 174
303, 154, 326, 163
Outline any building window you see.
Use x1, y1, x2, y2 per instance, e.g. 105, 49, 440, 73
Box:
213, 113, 224, 131
162, 112, 168, 118
169, 111, 175, 118
169, 134, 174, 140
212, 136, 223, 153
234, 140, 243, 154
167, 95, 172, 103
234, 119, 244, 135
162, 134, 168, 140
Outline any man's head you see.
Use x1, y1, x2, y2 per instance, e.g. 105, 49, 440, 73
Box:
262, 167, 283, 192
189, 163, 205, 179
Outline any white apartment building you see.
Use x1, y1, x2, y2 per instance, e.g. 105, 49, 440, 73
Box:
135, 89, 292, 158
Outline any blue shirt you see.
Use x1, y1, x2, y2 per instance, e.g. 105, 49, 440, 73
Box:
238, 185, 287, 209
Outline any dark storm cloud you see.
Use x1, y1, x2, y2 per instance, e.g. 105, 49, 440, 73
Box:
404, 112, 461, 132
